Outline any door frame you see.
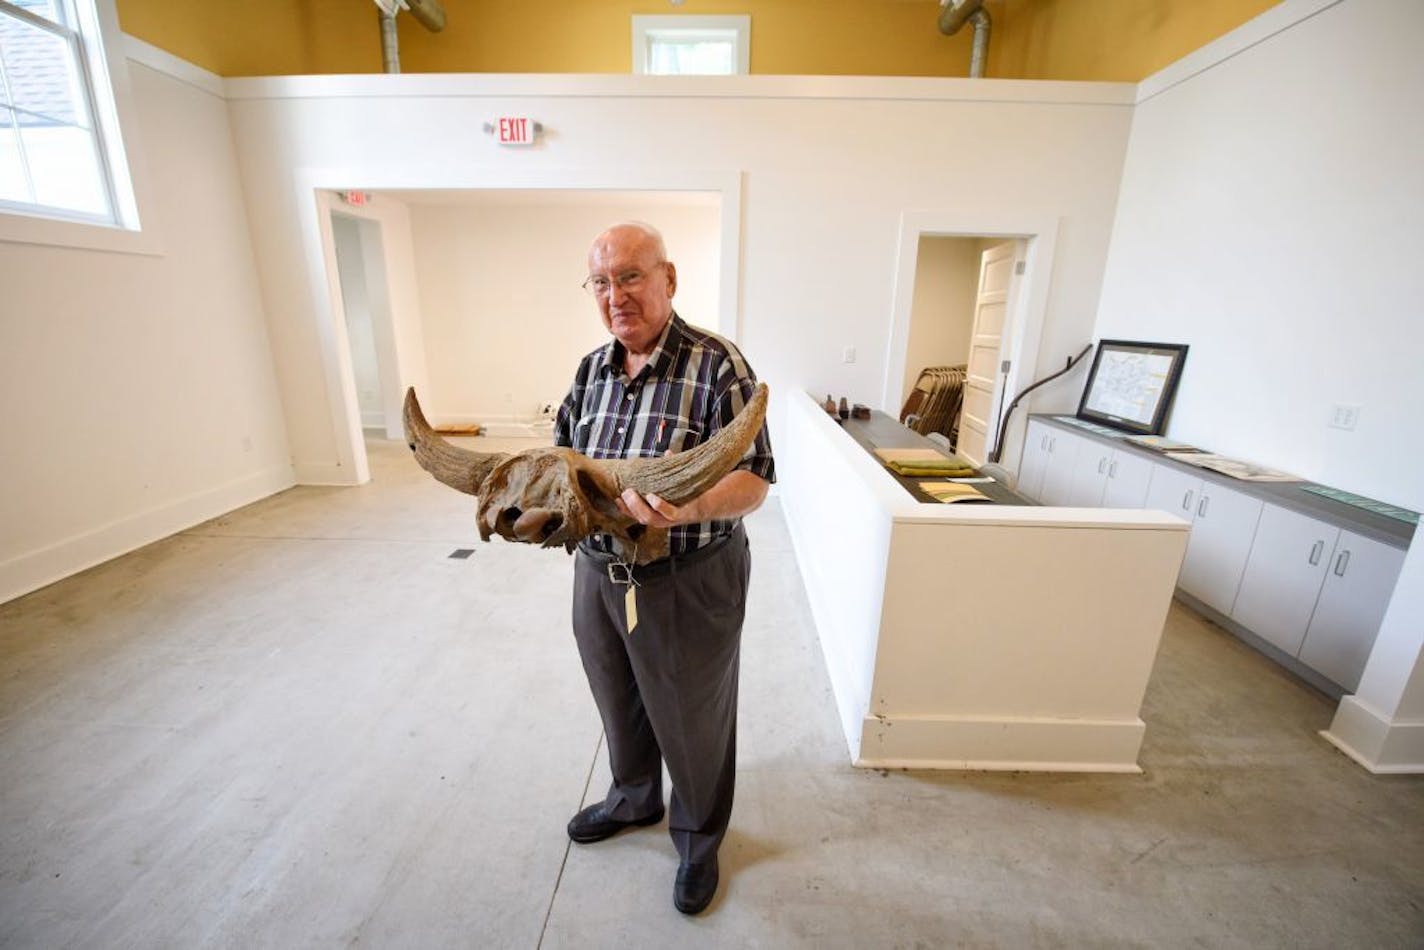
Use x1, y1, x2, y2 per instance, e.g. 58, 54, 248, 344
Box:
882, 212, 1061, 464
298, 167, 744, 485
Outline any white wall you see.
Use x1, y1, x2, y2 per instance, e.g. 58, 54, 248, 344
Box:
404, 193, 720, 425
900, 236, 979, 404
221, 75, 1135, 482
0, 45, 291, 603
1093, 0, 1424, 511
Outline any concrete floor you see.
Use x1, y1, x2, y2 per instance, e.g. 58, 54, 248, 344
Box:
2, 436, 1421, 949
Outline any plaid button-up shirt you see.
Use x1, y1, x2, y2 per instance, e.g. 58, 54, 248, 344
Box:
555, 313, 776, 557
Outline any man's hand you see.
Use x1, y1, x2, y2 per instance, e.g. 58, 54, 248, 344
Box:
617, 489, 686, 529
616, 470, 770, 530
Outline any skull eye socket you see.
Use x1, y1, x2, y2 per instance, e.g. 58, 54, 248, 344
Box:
576, 469, 622, 517
500, 507, 523, 528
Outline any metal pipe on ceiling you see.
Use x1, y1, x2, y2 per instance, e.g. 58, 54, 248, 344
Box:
938, 0, 991, 78
375, 0, 447, 75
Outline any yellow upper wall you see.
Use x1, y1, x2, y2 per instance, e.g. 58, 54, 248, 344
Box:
115, 0, 1282, 82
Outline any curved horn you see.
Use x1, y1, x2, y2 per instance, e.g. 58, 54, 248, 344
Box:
609, 382, 769, 503
403, 388, 510, 495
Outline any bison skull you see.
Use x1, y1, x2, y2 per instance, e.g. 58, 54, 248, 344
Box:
404, 383, 768, 564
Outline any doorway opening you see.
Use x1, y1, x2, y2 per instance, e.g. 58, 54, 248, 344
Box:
330, 212, 399, 440
898, 236, 1026, 466
310, 184, 735, 485
884, 214, 1060, 472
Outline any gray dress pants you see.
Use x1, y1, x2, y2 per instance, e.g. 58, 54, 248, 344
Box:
571, 524, 750, 866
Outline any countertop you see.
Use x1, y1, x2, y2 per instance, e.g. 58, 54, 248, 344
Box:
1030, 414, 1417, 549
831, 409, 1029, 507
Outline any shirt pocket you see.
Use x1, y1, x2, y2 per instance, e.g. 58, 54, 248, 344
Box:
660, 424, 703, 455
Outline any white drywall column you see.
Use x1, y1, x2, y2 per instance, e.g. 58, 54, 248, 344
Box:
1324, 537, 1424, 772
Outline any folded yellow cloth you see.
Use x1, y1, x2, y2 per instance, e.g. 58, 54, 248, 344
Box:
886, 461, 977, 477
874, 447, 975, 477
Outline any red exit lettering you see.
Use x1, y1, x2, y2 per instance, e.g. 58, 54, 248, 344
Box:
496, 117, 534, 146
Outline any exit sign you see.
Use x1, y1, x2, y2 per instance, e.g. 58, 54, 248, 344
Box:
495, 116, 537, 146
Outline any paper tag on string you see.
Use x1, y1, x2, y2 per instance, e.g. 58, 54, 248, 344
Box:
625, 585, 638, 635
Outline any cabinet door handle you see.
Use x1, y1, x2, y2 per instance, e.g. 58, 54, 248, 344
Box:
1308, 540, 1324, 566
1197, 496, 1210, 518
1334, 550, 1351, 577
1108, 460, 1118, 479
1182, 490, 1194, 512
1098, 456, 1107, 474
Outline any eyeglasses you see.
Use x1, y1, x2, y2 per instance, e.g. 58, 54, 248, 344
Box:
581, 263, 665, 297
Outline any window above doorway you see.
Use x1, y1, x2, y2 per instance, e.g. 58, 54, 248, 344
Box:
632, 15, 750, 76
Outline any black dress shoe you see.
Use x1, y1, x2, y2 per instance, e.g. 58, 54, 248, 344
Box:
673, 856, 719, 915
566, 802, 665, 844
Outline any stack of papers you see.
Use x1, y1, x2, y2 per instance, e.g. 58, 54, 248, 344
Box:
1164, 452, 1301, 482
1125, 434, 1201, 453
918, 481, 992, 504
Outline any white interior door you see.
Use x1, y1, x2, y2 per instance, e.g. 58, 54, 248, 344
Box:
956, 240, 1021, 466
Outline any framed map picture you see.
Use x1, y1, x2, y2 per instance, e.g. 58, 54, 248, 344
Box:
1076, 340, 1189, 436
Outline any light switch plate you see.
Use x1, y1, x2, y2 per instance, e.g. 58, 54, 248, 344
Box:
1329, 404, 1361, 430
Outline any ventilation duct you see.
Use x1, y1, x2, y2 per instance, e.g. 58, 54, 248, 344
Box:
373, 0, 447, 74
938, 0, 991, 78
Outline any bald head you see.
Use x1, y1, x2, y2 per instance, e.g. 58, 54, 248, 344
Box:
591, 221, 668, 263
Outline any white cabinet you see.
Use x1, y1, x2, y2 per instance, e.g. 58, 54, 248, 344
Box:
1066, 443, 1156, 508
1231, 505, 1336, 655
1298, 532, 1406, 691
1017, 419, 1054, 501
1231, 508, 1406, 692
1018, 420, 1081, 504
1039, 429, 1086, 506
1065, 438, 1111, 506
1143, 463, 1200, 521
1018, 415, 1412, 696
1145, 466, 1263, 615
1102, 452, 1155, 509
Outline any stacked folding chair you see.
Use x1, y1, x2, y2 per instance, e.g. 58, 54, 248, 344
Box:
899, 365, 967, 448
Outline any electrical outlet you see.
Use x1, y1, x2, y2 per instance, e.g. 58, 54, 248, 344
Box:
842, 346, 856, 364
1329, 404, 1361, 431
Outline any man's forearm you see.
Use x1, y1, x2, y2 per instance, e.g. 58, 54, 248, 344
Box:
619, 469, 770, 529
675, 470, 770, 524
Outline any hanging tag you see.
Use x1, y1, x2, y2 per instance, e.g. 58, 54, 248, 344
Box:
624, 585, 638, 635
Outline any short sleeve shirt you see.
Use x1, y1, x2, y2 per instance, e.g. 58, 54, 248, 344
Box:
554, 313, 776, 557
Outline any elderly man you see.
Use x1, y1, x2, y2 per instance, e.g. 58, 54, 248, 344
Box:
554, 221, 774, 915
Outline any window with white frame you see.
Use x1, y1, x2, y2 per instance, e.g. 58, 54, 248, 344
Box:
0, 0, 129, 226
632, 15, 750, 76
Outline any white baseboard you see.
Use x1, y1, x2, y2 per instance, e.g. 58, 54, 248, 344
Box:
481, 421, 556, 438
855, 713, 1147, 773
1, 464, 295, 605
293, 460, 361, 485
432, 411, 555, 439
1321, 696, 1424, 774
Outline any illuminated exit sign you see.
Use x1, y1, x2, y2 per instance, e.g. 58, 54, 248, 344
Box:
494, 116, 537, 146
